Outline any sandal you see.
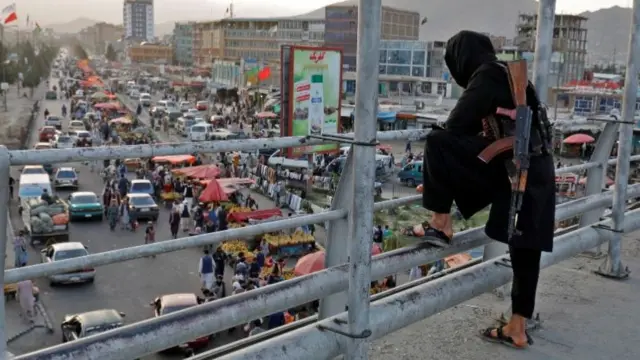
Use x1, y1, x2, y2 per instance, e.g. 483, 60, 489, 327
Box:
480, 327, 533, 349
401, 222, 452, 247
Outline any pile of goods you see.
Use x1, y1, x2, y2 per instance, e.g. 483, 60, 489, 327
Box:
260, 265, 296, 280
229, 223, 246, 229
227, 206, 252, 214
26, 198, 68, 234
370, 283, 389, 295
263, 230, 315, 248
160, 192, 183, 202
220, 240, 249, 257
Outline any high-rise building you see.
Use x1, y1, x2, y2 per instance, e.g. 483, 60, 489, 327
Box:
123, 0, 154, 42
324, 4, 421, 71
173, 22, 195, 66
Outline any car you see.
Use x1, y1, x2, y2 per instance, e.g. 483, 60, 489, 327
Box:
39, 126, 58, 142
68, 191, 103, 221
126, 193, 159, 221
51, 134, 74, 149
61, 309, 125, 343
53, 167, 79, 189
21, 165, 47, 175
45, 90, 58, 100
34, 142, 53, 150
40, 242, 95, 285
45, 115, 63, 129
179, 101, 191, 112
196, 101, 208, 111
139, 93, 152, 107
129, 90, 140, 99
151, 294, 211, 351
68, 120, 85, 132
183, 108, 200, 117
75, 131, 92, 147
129, 179, 154, 196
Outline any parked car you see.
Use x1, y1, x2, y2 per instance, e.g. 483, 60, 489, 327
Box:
39, 126, 58, 142
397, 161, 423, 187
68, 120, 85, 132
40, 242, 95, 285
61, 309, 125, 343
34, 142, 53, 150
68, 191, 103, 221
126, 193, 159, 221
151, 294, 211, 352
53, 167, 79, 189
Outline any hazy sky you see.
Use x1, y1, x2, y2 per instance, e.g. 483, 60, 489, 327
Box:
7, 0, 633, 25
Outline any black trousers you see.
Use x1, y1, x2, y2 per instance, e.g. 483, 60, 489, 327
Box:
510, 246, 541, 319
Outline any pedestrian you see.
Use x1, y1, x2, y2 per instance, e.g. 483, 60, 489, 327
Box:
213, 247, 226, 278
419, 31, 554, 349
107, 199, 119, 231
120, 198, 131, 231
198, 249, 215, 291
12, 230, 28, 268
169, 207, 180, 239
183, 181, 194, 209
180, 200, 191, 232
145, 221, 156, 258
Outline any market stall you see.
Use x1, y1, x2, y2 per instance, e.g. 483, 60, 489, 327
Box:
172, 164, 221, 180
152, 155, 196, 169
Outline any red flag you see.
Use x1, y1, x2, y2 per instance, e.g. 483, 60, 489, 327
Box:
2, 3, 17, 24
258, 66, 271, 81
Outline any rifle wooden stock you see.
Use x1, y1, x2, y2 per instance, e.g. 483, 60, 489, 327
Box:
505, 60, 528, 106
477, 136, 514, 163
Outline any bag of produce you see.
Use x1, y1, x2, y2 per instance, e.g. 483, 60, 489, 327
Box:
31, 216, 44, 233
39, 212, 54, 233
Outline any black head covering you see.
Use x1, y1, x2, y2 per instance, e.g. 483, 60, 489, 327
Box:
445, 30, 497, 88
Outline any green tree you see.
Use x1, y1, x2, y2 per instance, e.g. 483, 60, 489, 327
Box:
105, 43, 117, 62
73, 44, 88, 59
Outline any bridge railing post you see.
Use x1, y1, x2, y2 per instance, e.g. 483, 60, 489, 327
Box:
0, 146, 11, 359
595, 0, 640, 279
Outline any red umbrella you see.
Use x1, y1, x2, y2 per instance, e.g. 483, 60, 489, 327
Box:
294, 251, 326, 276
94, 102, 121, 110
199, 179, 229, 202
563, 133, 595, 144
174, 165, 220, 179
372, 243, 383, 256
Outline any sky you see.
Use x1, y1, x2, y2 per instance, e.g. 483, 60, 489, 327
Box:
4, 0, 633, 26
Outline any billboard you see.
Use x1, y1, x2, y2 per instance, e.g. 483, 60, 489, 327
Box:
286, 46, 343, 157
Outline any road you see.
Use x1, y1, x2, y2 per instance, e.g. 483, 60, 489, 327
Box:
7, 80, 276, 358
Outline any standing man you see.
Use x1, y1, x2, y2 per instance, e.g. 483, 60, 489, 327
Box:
198, 249, 215, 291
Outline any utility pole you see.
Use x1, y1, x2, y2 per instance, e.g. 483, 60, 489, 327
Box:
1, 25, 7, 111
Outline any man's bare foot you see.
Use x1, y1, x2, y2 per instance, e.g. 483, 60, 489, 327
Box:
481, 326, 530, 349
430, 213, 454, 239
491, 326, 528, 347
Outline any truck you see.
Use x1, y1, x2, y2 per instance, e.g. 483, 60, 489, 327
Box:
20, 197, 70, 246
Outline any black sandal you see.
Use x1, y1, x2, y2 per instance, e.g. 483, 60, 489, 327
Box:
480, 327, 533, 349
401, 222, 452, 247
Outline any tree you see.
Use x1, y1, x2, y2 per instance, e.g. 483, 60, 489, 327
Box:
105, 43, 117, 62
73, 44, 88, 60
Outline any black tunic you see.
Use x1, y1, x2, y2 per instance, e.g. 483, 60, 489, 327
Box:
422, 30, 555, 252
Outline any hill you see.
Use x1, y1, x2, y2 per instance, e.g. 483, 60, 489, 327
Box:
580, 6, 631, 65
47, 17, 101, 34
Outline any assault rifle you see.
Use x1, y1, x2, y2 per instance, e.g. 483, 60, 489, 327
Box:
477, 60, 533, 242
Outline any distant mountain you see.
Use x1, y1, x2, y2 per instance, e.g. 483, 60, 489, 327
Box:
580, 6, 631, 65
47, 17, 101, 34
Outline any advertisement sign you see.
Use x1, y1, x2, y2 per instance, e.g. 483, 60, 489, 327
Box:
288, 46, 343, 156
280, 45, 292, 138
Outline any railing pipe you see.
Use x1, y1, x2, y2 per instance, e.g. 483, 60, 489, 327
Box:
7, 130, 427, 165
13, 185, 637, 360
216, 209, 640, 360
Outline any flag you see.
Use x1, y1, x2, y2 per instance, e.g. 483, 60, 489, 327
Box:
26, 14, 29, 26
420, 17, 428, 25
33, 22, 41, 34
2, 3, 17, 25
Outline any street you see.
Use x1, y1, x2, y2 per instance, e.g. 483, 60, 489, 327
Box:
7, 79, 278, 357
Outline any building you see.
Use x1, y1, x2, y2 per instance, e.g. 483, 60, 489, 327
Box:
515, 13, 588, 85
426, 40, 446, 79
78, 22, 124, 53
123, 0, 154, 42
324, 4, 421, 70
173, 22, 195, 66
343, 40, 450, 101
192, 17, 325, 85
128, 43, 172, 64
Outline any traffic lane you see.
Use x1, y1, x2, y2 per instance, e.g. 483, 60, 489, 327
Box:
13, 84, 242, 357
119, 93, 184, 143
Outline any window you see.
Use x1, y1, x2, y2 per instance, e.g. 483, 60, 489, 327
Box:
411, 66, 424, 77
386, 50, 411, 65
379, 65, 386, 74
598, 97, 621, 113
387, 65, 410, 76
437, 83, 447, 95
412, 50, 425, 66
379, 50, 387, 64
574, 96, 593, 114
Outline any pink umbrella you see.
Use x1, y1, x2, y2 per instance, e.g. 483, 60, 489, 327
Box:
372, 243, 383, 256
563, 133, 595, 144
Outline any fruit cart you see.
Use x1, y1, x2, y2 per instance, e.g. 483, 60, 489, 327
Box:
124, 158, 143, 171
263, 230, 315, 257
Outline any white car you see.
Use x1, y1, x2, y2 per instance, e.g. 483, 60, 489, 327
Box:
68, 120, 85, 132
129, 90, 140, 99
179, 101, 191, 112
53, 167, 79, 189
21, 165, 47, 175
183, 108, 200, 117
139, 93, 152, 107
51, 134, 74, 149
44, 115, 63, 129
40, 242, 95, 285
